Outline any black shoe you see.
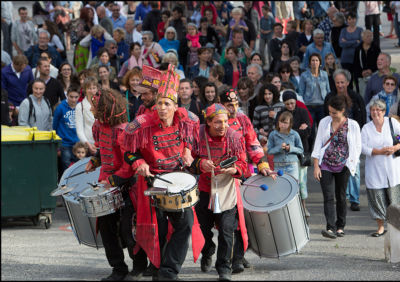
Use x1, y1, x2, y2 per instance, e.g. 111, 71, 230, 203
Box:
143, 263, 156, 277
201, 255, 212, 272
231, 263, 244, 274
350, 203, 360, 211
242, 257, 251, 268
321, 229, 337, 239
128, 265, 147, 280
336, 230, 345, 237
101, 271, 128, 281
219, 272, 232, 281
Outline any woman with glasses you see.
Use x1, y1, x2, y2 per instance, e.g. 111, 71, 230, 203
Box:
159, 26, 180, 53
57, 62, 78, 98
361, 99, 400, 237
141, 30, 165, 69
278, 62, 300, 94
366, 76, 399, 122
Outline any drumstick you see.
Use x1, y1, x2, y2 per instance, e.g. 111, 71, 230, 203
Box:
269, 170, 284, 176
244, 183, 269, 191
153, 175, 173, 184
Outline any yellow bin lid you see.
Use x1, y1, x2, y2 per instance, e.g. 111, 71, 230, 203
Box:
1, 126, 61, 142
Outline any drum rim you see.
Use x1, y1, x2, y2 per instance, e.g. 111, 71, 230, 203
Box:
79, 185, 120, 198
153, 171, 197, 194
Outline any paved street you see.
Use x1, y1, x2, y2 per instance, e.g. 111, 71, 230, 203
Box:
2, 2, 400, 281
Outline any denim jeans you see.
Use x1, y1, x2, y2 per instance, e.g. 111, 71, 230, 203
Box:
346, 163, 360, 204
320, 167, 351, 231
274, 161, 300, 182
60, 146, 76, 173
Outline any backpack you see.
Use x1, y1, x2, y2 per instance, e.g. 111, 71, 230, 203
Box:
28, 96, 52, 123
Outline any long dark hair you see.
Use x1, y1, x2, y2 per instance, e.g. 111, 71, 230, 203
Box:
199, 82, 219, 105
257, 83, 280, 105
93, 88, 128, 126
327, 95, 352, 114
57, 62, 78, 89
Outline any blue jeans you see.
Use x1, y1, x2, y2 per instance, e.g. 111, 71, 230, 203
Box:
60, 145, 75, 173
346, 163, 360, 204
274, 161, 299, 182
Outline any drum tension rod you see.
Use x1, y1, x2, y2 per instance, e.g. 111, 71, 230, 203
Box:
179, 190, 186, 203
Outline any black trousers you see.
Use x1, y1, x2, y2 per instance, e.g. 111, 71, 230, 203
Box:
97, 193, 145, 274
320, 167, 351, 232
232, 229, 245, 265
365, 14, 381, 48
156, 207, 194, 279
195, 191, 238, 275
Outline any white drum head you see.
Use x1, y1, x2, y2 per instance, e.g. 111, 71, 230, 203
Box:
153, 172, 196, 193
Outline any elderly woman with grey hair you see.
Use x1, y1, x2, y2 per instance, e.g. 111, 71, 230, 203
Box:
361, 99, 400, 237
140, 30, 165, 68
162, 50, 185, 79
159, 26, 180, 53
324, 68, 367, 212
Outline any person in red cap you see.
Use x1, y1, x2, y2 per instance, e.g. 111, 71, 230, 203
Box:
134, 65, 160, 117
190, 103, 248, 281
219, 88, 274, 273
84, 88, 140, 281
120, 64, 204, 280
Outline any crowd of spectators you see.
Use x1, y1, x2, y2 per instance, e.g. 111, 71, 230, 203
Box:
1, 1, 400, 238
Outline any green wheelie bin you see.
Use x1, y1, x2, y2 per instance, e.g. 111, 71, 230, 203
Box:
1, 126, 61, 228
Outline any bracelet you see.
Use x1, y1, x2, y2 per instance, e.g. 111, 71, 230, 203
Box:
257, 162, 270, 173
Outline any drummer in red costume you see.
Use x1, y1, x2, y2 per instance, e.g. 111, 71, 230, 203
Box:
120, 64, 204, 280
135, 65, 159, 117
219, 89, 275, 273
84, 88, 138, 281
190, 103, 248, 281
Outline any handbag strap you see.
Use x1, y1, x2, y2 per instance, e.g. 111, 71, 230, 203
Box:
323, 118, 347, 147
389, 117, 397, 144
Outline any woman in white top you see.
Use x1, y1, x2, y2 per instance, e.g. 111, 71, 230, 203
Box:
361, 99, 400, 237
75, 76, 97, 155
312, 95, 361, 239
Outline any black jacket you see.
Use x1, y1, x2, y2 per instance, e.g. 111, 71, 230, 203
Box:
142, 9, 162, 42
324, 89, 367, 128
353, 42, 381, 79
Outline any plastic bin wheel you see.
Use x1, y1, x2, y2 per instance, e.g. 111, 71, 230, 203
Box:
38, 214, 51, 229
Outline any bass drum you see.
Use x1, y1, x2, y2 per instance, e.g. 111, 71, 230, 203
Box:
59, 157, 103, 248
241, 174, 309, 258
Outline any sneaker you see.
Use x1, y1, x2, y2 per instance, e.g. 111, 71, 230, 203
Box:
143, 263, 156, 277
201, 255, 212, 272
101, 271, 128, 281
350, 203, 360, 211
127, 265, 147, 280
231, 262, 244, 274
242, 257, 251, 268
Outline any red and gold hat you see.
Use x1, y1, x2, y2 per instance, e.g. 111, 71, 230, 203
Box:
134, 65, 162, 93
157, 64, 180, 103
219, 89, 239, 104
203, 103, 229, 120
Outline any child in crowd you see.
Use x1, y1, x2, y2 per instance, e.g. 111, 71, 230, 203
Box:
259, 4, 275, 65
267, 111, 303, 180
228, 7, 248, 40
324, 53, 341, 93
53, 84, 80, 172
73, 141, 89, 160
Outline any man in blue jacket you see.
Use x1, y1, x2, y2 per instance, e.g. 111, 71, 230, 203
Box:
24, 29, 62, 69
53, 85, 80, 172
1, 54, 34, 107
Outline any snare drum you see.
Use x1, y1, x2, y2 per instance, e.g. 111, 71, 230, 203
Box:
241, 174, 309, 258
79, 184, 124, 218
59, 157, 103, 248
146, 172, 199, 212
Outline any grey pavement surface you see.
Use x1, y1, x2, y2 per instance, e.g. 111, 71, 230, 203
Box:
2, 2, 400, 281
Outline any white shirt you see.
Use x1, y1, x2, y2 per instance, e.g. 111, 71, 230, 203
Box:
11, 64, 22, 79
361, 117, 400, 189
133, 28, 143, 45
75, 97, 95, 145
311, 116, 362, 176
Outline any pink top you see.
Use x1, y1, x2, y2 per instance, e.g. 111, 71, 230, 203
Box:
364, 1, 380, 15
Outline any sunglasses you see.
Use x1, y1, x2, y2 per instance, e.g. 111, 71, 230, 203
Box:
385, 82, 396, 86
281, 71, 290, 74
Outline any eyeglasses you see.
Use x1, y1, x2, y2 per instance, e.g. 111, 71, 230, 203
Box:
110, 46, 117, 49
142, 37, 149, 40
385, 82, 396, 86
281, 71, 290, 74
62, 68, 72, 71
